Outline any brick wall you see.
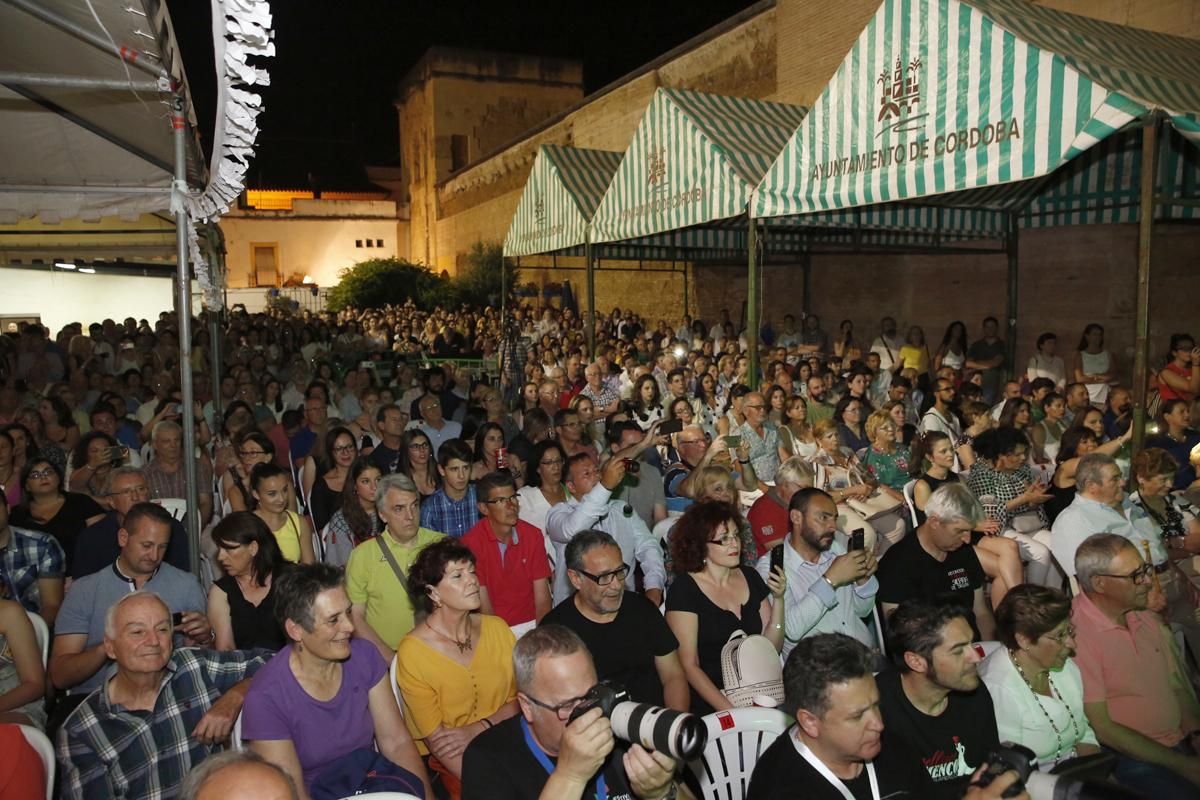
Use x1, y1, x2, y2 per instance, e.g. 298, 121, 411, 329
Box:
692, 223, 1200, 380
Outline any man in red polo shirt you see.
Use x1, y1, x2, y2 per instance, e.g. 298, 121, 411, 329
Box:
462, 471, 553, 634
1072, 533, 1200, 795
747, 457, 815, 557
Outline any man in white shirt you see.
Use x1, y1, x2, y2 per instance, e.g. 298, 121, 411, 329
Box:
545, 454, 665, 606
921, 378, 962, 442
870, 316, 905, 372
1051, 454, 1139, 580
756, 489, 879, 658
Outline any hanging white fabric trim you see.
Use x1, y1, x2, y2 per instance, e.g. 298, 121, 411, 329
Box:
180, 0, 273, 309
790, 729, 881, 800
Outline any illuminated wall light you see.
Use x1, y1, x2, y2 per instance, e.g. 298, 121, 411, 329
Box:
55, 260, 76, 269
78, 267, 96, 274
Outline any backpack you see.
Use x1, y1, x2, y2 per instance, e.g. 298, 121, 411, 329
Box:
720, 630, 784, 708
309, 748, 426, 800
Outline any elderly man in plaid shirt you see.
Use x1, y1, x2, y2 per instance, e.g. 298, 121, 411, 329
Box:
58, 590, 269, 800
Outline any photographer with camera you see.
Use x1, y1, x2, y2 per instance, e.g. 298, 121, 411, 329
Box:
462, 624, 680, 800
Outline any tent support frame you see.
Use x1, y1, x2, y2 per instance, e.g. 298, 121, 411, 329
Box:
1132, 115, 1161, 451
585, 238, 596, 359
747, 215, 759, 390
1005, 215, 1019, 379
171, 92, 201, 577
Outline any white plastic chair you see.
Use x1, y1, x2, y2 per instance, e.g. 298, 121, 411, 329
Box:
155, 497, 188, 521
901, 479, 919, 527
688, 707, 792, 800
26, 610, 48, 668
388, 653, 404, 714
18, 724, 55, 800
231, 710, 245, 751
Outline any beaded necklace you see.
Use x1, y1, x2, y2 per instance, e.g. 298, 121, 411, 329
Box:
1011, 652, 1081, 765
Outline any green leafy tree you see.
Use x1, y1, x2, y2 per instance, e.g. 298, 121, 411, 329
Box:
455, 241, 519, 308
325, 258, 451, 311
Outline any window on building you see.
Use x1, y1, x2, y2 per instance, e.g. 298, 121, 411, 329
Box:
365, 239, 374, 248
251, 243, 279, 287
355, 239, 363, 248
376, 239, 384, 247
451, 134, 469, 172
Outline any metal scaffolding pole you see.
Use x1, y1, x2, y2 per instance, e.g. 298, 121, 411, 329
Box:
585, 238, 596, 360
1004, 215, 1019, 380
1132, 116, 1160, 451
747, 216, 760, 390
171, 93, 201, 577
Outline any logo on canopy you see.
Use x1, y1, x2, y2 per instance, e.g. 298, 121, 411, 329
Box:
533, 192, 546, 228
646, 147, 668, 193
877, 57, 927, 137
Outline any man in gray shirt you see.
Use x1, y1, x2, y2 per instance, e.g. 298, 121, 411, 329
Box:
48, 502, 209, 729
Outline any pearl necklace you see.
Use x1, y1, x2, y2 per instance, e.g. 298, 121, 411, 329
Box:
1011, 652, 1081, 765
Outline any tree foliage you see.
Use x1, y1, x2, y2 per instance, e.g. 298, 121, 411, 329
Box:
325, 242, 519, 312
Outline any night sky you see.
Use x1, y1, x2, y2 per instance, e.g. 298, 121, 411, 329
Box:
167, 0, 761, 189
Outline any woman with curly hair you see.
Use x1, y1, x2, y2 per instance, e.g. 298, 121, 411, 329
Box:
665, 500, 784, 714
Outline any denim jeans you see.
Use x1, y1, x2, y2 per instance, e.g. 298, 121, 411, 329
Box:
1108, 743, 1198, 800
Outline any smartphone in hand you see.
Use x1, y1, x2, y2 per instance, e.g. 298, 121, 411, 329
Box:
849, 529, 865, 551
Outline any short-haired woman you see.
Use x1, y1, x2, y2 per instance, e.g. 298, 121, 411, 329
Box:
665, 500, 784, 715
396, 538, 519, 795
208, 512, 288, 651
979, 585, 1099, 769
243, 563, 431, 798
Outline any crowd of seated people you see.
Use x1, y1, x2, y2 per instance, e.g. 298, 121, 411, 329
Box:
0, 305, 1197, 799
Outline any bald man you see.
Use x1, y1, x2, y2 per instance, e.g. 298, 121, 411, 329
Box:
181, 751, 298, 800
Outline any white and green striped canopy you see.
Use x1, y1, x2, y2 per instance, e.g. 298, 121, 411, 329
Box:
591, 88, 808, 244
753, 0, 1200, 219
502, 145, 622, 257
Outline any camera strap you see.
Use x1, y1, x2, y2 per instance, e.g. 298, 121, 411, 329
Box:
790, 729, 879, 800
520, 717, 607, 800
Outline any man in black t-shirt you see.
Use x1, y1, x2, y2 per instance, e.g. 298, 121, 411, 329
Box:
540, 530, 688, 710
461, 625, 677, 800
876, 601, 1001, 800
877, 483, 995, 641
747, 634, 935, 800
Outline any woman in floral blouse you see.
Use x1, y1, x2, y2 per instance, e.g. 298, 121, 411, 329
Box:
860, 409, 911, 491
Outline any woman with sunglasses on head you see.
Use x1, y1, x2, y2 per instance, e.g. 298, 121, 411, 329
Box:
517, 440, 568, 569
10, 458, 104, 576
666, 500, 784, 715
306, 426, 358, 533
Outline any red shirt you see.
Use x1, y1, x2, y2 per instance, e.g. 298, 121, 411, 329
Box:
461, 518, 551, 626
1158, 361, 1196, 403
747, 491, 790, 558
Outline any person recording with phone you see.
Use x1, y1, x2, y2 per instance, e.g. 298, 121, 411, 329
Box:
756, 489, 879, 658
663, 423, 757, 514
545, 454, 666, 607
461, 625, 679, 800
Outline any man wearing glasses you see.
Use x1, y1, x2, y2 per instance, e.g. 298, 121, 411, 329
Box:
461, 624, 678, 800
1072, 533, 1200, 795
462, 472, 552, 635
736, 391, 780, 485
416, 393, 462, 459
72, 466, 190, 579
920, 378, 962, 444
545, 455, 665, 606
663, 424, 757, 515
542, 531, 687, 711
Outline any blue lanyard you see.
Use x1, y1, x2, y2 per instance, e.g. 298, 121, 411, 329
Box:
520, 717, 607, 800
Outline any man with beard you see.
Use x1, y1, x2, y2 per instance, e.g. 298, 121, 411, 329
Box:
875, 600, 1000, 799
756, 489, 878, 658
540, 530, 687, 711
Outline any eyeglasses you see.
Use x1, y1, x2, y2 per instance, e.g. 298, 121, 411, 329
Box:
481, 494, 519, 506
678, 438, 706, 446
523, 691, 590, 721
333, 444, 356, 454
238, 450, 267, 458
540, 458, 564, 467
1042, 624, 1077, 644
708, 533, 740, 546
574, 563, 630, 586
408, 442, 431, 451
28, 469, 54, 480
1095, 564, 1154, 584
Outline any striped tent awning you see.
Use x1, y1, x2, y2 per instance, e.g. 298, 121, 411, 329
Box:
753, 0, 1200, 220
502, 145, 622, 257
591, 88, 808, 244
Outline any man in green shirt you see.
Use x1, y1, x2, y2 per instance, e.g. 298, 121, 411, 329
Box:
347, 473, 444, 659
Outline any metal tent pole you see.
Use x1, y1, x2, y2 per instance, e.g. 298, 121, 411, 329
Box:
1132, 116, 1160, 451
205, 225, 226, 423
172, 93, 201, 577
747, 215, 760, 390
801, 249, 812, 315
585, 238, 596, 360
1005, 215, 1019, 380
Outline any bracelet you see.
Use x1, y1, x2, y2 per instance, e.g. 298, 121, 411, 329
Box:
480, 718, 493, 729
738, 458, 750, 465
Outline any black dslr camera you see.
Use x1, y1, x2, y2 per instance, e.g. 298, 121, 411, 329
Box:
567, 681, 707, 762
975, 744, 1140, 800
